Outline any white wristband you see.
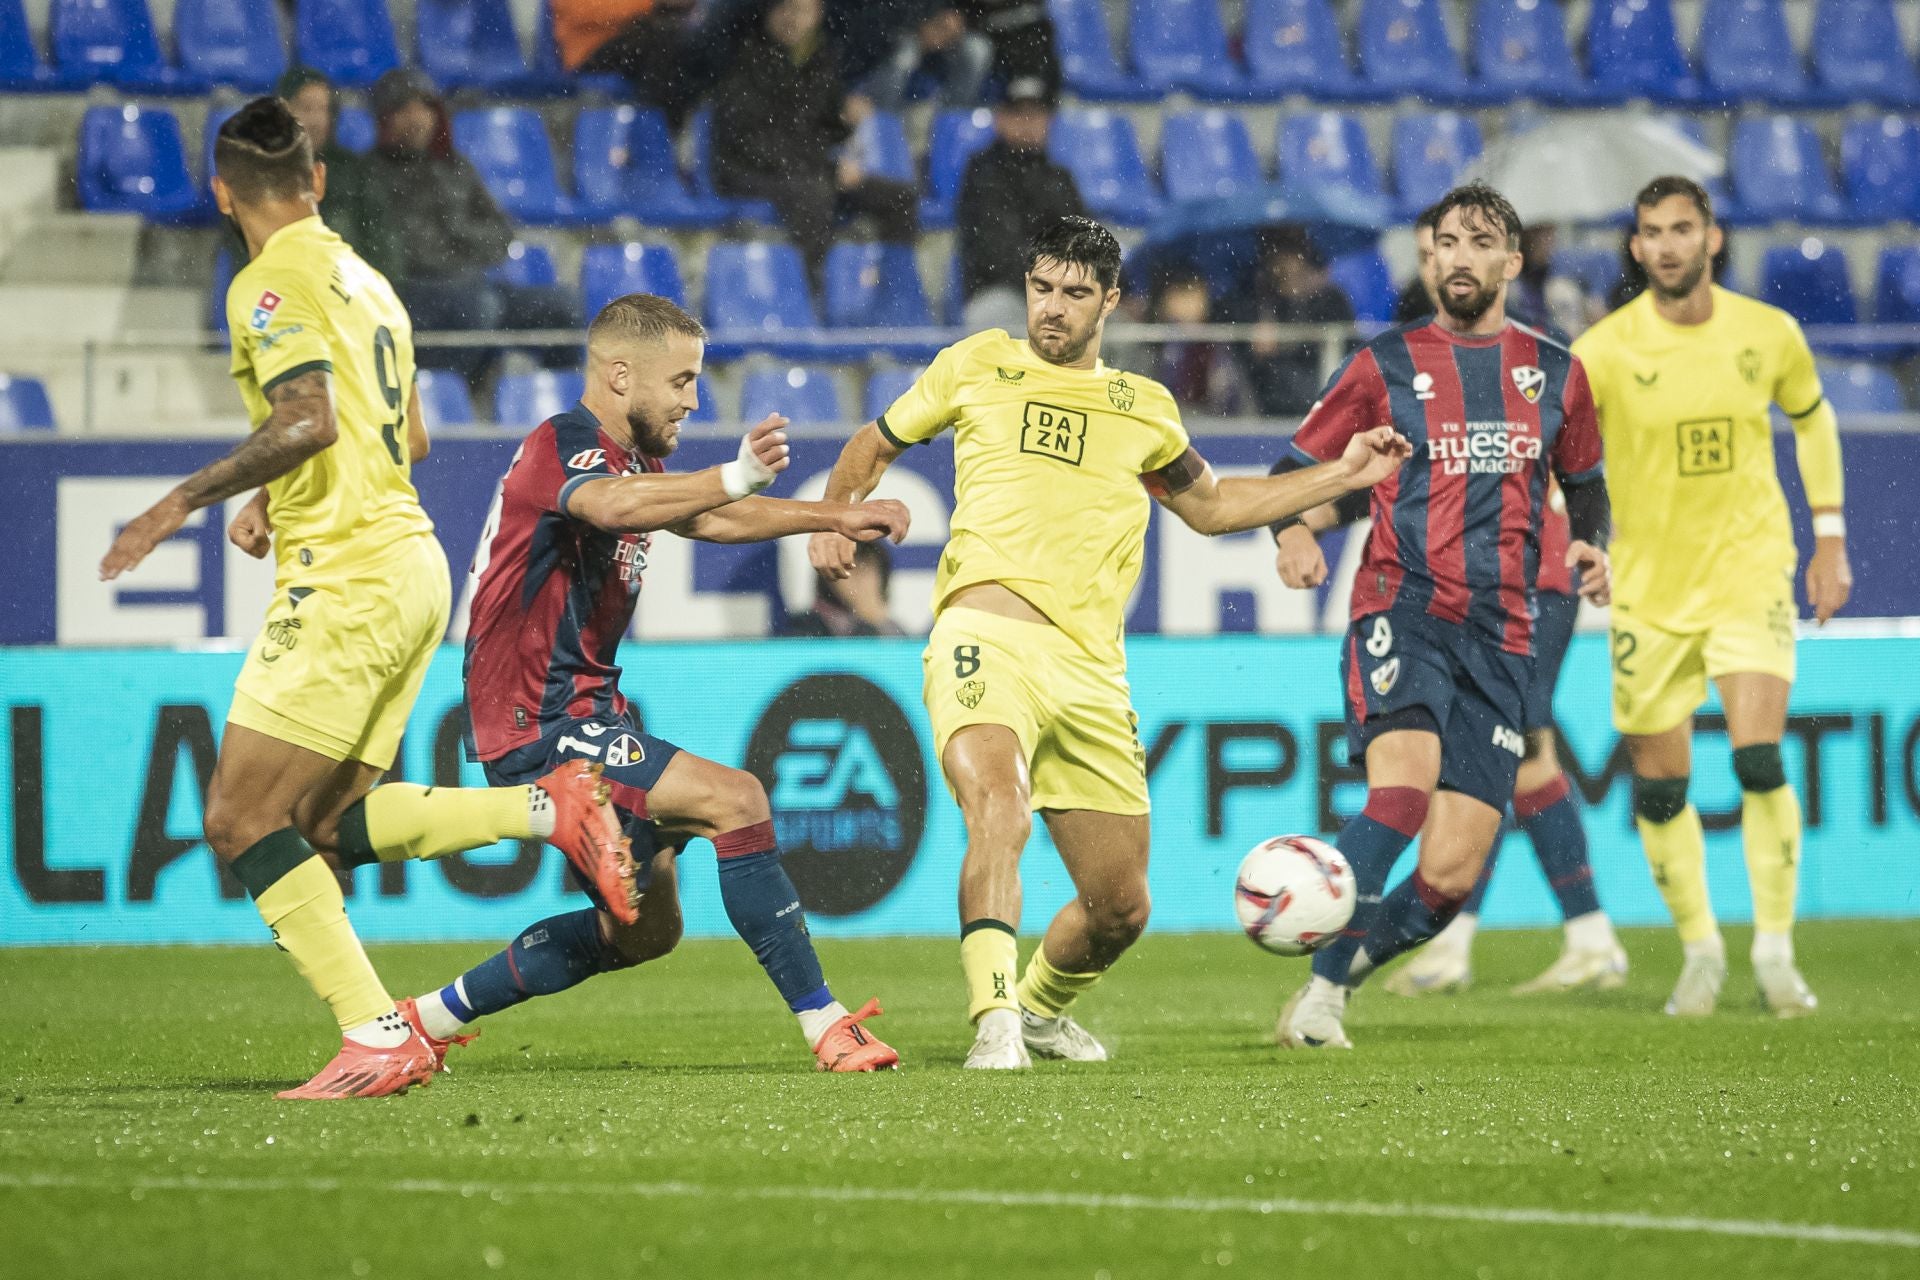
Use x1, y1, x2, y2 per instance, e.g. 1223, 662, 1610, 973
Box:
1812, 513, 1846, 539
719, 431, 777, 500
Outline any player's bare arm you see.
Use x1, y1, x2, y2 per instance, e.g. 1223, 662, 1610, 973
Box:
1789, 391, 1851, 625
809, 420, 907, 579
1271, 481, 1378, 590
101, 368, 336, 580
675, 496, 909, 546
1158, 426, 1410, 537
1807, 521, 1851, 626
567, 416, 790, 534
406, 380, 429, 463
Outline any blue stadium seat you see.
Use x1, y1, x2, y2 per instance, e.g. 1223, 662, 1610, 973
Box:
294, 0, 399, 88
1356, 0, 1483, 103
174, 0, 286, 91
823, 242, 938, 359
1279, 112, 1387, 210
1471, 0, 1591, 103
50, 0, 199, 91
76, 105, 203, 222
0, 0, 67, 90
1842, 116, 1920, 223
739, 366, 844, 426
208, 244, 235, 337
863, 366, 924, 421
414, 368, 475, 428
579, 242, 687, 322
1698, 0, 1820, 105
529, 0, 626, 95
1759, 242, 1857, 342
1817, 359, 1903, 415
574, 105, 732, 227
200, 101, 237, 193
1048, 109, 1160, 226
850, 112, 914, 184
1553, 247, 1624, 303
453, 108, 582, 226
1329, 249, 1395, 324
1811, 0, 1920, 107
1045, 0, 1155, 101
920, 109, 996, 229
494, 369, 585, 426
704, 241, 821, 360
1129, 0, 1247, 100
1390, 111, 1482, 219
1160, 111, 1264, 204
0, 373, 55, 432
335, 106, 374, 153
415, 0, 531, 92
687, 108, 780, 225
1584, 0, 1701, 104
1729, 116, 1848, 225
489, 241, 558, 288
1243, 0, 1368, 100
1874, 245, 1920, 326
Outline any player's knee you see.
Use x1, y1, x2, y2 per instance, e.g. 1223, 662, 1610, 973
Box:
202, 797, 278, 862
1088, 889, 1151, 949
606, 913, 682, 967
963, 793, 1031, 855
1732, 743, 1787, 793
712, 767, 771, 831
1632, 775, 1690, 824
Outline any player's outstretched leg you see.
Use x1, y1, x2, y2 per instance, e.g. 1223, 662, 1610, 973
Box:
1384, 820, 1502, 998
1511, 769, 1628, 995
944, 725, 1035, 1069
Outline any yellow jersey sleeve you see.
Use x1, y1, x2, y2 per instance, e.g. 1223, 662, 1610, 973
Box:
1138, 384, 1191, 474
877, 340, 966, 446
227, 270, 334, 405
1773, 313, 1844, 509
1772, 312, 1824, 418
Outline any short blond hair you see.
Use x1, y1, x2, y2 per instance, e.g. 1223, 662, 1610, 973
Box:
587, 293, 707, 352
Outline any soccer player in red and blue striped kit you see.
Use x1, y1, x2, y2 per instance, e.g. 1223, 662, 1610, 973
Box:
1266, 184, 1614, 1049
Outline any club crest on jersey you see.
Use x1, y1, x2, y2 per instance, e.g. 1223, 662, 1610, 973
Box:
1738, 348, 1762, 386
1412, 372, 1435, 401
248, 290, 281, 332
1510, 365, 1545, 404
606, 734, 646, 767
1369, 657, 1401, 696
1107, 376, 1135, 411
567, 448, 607, 470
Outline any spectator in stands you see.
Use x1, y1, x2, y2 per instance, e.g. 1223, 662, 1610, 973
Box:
1508, 224, 1603, 340
1222, 226, 1354, 416
846, 0, 993, 109
954, 76, 1083, 331
555, 0, 762, 128
956, 0, 1060, 96
278, 67, 373, 252
1146, 270, 1245, 417
359, 70, 576, 381
1392, 204, 1442, 324
784, 540, 907, 637
710, 0, 919, 283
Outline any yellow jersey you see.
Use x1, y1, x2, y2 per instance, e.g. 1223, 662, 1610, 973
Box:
880, 329, 1190, 665
1571, 286, 1827, 631
225, 215, 434, 584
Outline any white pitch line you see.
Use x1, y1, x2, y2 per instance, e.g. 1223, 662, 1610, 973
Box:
2, 1171, 1915, 1250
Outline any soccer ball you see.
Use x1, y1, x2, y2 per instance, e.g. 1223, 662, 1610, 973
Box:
1233, 835, 1356, 956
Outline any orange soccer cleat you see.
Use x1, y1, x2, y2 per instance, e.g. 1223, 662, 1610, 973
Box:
534, 761, 638, 925
812, 999, 900, 1072
396, 996, 480, 1073
275, 1029, 439, 1100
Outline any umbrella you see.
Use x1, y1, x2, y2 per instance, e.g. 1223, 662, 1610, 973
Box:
1464, 116, 1724, 225
1126, 183, 1393, 291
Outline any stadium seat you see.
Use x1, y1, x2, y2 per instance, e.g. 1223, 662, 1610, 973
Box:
1841, 116, 1920, 223
199, 101, 238, 193
1390, 111, 1482, 220
1816, 359, 1904, 415
823, 242, 938, 359
1583, 0, 1701, 104
294, 0, 400, 88
1553, 246, 1624, 303
1160, 111, 1264, 204
489, 240, 558, 288
703, 241, 821, 360
174, 0, 286, 92
1128, 0, 1247, 100
850, 112, 914, 184
1471, 0, 1592, 103
1728, 116, 1848, 225
863, 366, 924, 421
579, 242, 687, 322
1356, 0, 1482, 103
574, 105, 732, 227
415, 0, 531, 92
0, 373, 55, 432
335, 105, 374, 153
1045, 0, 1155, 101
1759, 241, 1857, 340
687, 108, 780, 225
76, 105, 203, 222
453, 108, 582, 226
1048, 109, 1161, 226
1698, 0, 1821, 105
493, 369, 585, 426
739, 366, 844, 426
50, 0, 199, 91
1278, 112, 1387, 210
414, 368, 475, 428
1811, 0, 1920, 107
1329, 249, 1396, 324
208, 245, 236, 337
920, 109, 996, 229
1242, 0, 1368, 100
1875, 245, 1920, 326
0, 0, 67, 90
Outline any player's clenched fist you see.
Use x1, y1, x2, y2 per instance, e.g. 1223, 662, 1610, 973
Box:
721, 415, 790, 500
835, 499, 910, 545
228, 489, 273, 559
1567, 540, 1611, 607
1338, 425, 1412, 489
1274, 524, 1328, 589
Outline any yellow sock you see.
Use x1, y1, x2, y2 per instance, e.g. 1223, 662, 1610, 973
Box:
346, 783, 537, 863
1015, 947, 1104, 1019
1638, 804, 1718, 944
1741, 786, 1802, 935
960, 921, 1018, 1023
235, 829, 392, 1032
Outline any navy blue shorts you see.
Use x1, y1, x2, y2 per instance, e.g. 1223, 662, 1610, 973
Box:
483, 711, 684, 901
1523, 589, 1579, 733
1342, 607, 1530, 810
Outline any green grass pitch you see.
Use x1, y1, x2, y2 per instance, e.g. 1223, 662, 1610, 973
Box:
3, 922, 1917, 1279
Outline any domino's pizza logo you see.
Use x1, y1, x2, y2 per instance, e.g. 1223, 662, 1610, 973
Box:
249, 290, 282, 333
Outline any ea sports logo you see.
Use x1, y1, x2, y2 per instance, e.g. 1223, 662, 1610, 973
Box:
744, 674, 926, 916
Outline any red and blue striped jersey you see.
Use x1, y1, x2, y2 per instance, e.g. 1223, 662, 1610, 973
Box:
463, 404, 663, 760
1290, 318, 1602, 655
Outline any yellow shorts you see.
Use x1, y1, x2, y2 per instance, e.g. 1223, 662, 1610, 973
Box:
922, 606, 1148, 815
1609, 590, 1797, 736
228, 537, 451, 770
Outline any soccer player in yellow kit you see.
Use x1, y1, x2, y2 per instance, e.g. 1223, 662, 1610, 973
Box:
810, 216, 1409, 1068
100, 98, 629, 1099
1572, 177, 1850, 1018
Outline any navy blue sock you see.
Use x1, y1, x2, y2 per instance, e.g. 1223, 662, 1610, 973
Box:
1361, 869, 1469, 974
716, 822, 832, 1013
1516, 774, 1601, 920
1459, 814, 1512, 917
1311, 786, 1426, 986
454, 908, 617, 1018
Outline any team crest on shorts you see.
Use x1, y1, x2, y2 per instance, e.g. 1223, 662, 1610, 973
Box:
1369, 657, 1400, 696
1510, 365, 1545, 404
957, 679, 986, 709
607, 734, 646, 767
1107, 376, 1135, 411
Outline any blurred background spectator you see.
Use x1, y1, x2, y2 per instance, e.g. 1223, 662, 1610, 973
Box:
955, 76, 1082, 332
839, 0, 993, 110
1221, 227, 1353, 416
784, 541, 907, 636
277, 67, 373, 253
1146, 270, 1245, 417
956, 0, 1060, 96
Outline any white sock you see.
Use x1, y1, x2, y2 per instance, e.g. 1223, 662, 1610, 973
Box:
977, 1007, 1020, 1038
1564, 911, 1615, 953
1683, 932, 1727, 964
797, 1000, 849, 1049
1439, 912, 1479, 950
1751, 931, 1794, 966
344, 1007, 411, 1049
1307, 974, 1349, 1000
415, 986, 471, 1040
526, 787, 557, 839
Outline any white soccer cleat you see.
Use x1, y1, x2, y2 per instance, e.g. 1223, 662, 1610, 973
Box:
1664, 950, 1727, 1017
1382, 942, 1472, 997
1754, 957, 1819, 1019
1512, 943, 1629, 995
964, 1015, 1032, 1070
1020, 1009, 1108, 1062
1275, 978, 1353, 1050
